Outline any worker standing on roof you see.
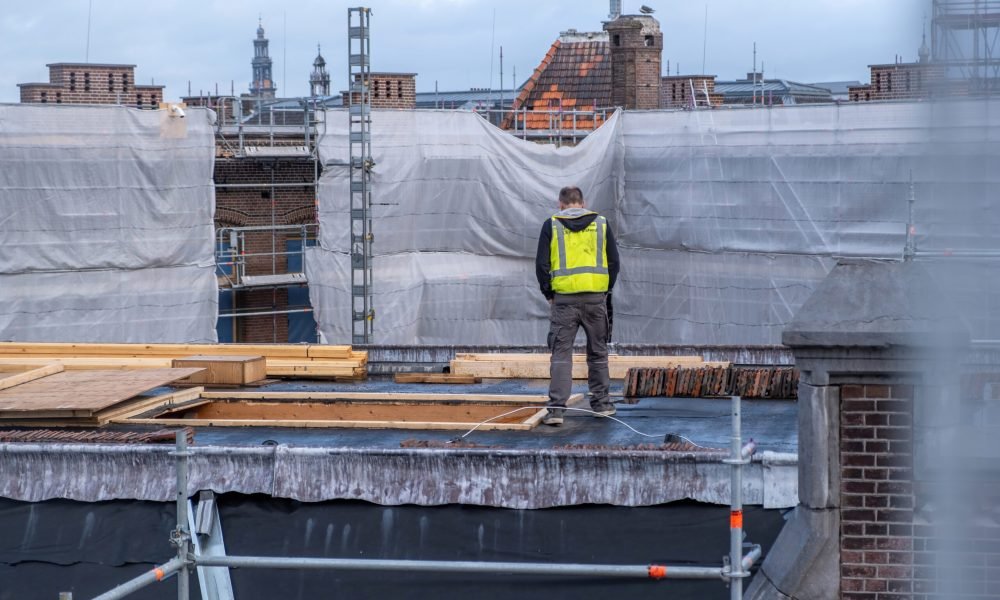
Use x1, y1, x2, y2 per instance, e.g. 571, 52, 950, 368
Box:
535, 186, 620, 426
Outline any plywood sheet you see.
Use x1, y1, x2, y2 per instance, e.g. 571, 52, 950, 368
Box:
0, 368, 203, 416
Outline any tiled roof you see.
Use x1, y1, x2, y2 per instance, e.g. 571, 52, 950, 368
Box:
502, 37, 612, 130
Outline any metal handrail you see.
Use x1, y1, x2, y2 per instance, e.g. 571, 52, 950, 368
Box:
216, 224, 318, 288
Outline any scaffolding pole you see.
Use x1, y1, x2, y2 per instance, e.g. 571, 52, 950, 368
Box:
348, 7, 375, 344
195, 555, 724, 579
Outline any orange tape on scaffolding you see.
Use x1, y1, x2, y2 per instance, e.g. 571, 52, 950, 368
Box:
648, 565, 667, 580
730, 510, 743, 529
153, 567, 166, 581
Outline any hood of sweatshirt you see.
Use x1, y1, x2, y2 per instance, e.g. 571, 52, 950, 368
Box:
553, 207, 599, 232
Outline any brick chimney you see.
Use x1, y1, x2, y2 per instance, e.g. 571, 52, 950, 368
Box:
604, 14, 663, 110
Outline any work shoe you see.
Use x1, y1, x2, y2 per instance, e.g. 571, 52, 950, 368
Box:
593, 405, 616, 418
542, 409, 564, 426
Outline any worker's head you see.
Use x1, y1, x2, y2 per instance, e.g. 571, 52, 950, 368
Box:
558, 186, 585, 209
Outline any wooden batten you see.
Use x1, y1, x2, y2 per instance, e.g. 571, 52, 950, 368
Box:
394, 373, 482, 385
0, 363, 64, 391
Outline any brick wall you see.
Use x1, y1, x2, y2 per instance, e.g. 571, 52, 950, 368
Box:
661, 75, 721, 108
840, 383, 916, 598
605, 16, 662, 110
18, 64, 162, 107
215, 156, 317, 343
849, 64, 947, 102
344, 73, 417, 109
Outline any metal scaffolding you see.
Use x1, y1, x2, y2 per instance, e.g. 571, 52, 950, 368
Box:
348, 7, 375, 344
84, 396, 763, 600
933, 0, 1000, 92
202, 94, 326, 342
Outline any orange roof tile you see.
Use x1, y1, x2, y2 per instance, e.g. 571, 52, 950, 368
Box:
502, 38, 611, 130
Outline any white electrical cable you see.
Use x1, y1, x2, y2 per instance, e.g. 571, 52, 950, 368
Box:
448, 405, 713, 449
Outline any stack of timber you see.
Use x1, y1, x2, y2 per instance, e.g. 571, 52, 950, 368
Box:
0, 343, 368, 380
623, 365, 799, 401
449, 353, 724, 380
0, 368, 205, 426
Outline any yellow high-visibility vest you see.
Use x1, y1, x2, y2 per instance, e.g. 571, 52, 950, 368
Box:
549, 212, 609, 294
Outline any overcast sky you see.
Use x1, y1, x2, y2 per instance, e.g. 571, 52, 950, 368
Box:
1, 0, 927, 102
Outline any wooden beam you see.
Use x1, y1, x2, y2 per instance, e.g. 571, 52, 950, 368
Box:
120, 416, 541, 431
393, 373, 482, 385
198, 391, 559, 403
0, 342, 357, 360
450, 356, 721, 379
95, 386, 205, 424
0, 357, 175, 369
0, 363, 63, 391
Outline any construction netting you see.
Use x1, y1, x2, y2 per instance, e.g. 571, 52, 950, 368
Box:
0, 104, 218, 343
308, 100, 1000, 346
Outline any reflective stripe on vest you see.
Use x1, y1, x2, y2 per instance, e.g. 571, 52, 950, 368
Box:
549, 214, 609, 294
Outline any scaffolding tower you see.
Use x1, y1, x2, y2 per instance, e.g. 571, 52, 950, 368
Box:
933, 0, 1000, 92
348, 7, 375, 345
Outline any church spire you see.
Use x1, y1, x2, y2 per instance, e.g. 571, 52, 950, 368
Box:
250, 19, 276, 98
310, 43, 330, 97
918, 18, 931, 64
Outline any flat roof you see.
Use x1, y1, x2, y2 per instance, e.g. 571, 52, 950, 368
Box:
16, 83, 61, 87
46, 63, 136, 68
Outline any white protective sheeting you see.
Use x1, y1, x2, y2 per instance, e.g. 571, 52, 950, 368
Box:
308, 101, 1000, 345
0, 104, 218, 342
0, 265, 218, 343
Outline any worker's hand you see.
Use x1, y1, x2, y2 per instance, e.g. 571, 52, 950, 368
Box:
548, 298, 554, 305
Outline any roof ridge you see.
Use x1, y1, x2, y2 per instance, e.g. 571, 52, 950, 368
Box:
502, 39, 562, 129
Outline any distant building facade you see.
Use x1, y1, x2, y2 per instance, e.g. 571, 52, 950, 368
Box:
715, 73, 833, 106
342, 73, 417, 109
661, 75, 723, 108
17, 63, 163, 108
848, 34, 944, 102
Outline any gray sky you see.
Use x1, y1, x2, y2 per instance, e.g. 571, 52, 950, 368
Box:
1, 0, 926, 103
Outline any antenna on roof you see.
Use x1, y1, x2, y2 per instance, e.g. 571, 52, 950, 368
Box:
85, 0, 93, 63
701, 4, 708, 74
640, 5, 655, 14
488, 8, 496, 108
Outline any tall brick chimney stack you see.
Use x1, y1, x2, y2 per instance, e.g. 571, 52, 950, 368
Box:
604, 14, 663, 110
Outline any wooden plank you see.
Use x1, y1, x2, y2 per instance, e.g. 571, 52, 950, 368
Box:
93, 386, 205, 423
393, 373, 482, 385
265, 365, 365, 377
450, 357, 723, 380
0, 342, 354, 359
172, 356, 267, 385
199, 391, 550, 403
0, 368, 203, 416
0, 357, 175, 369
0, 363, 64, 391
522, 407, 548, 428
306, 345, 356, 359
120, 417, 534, 431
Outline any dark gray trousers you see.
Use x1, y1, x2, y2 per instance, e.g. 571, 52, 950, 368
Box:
547, 292, 611, 413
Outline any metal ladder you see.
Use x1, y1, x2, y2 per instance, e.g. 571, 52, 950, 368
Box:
348, 7, 374, 344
